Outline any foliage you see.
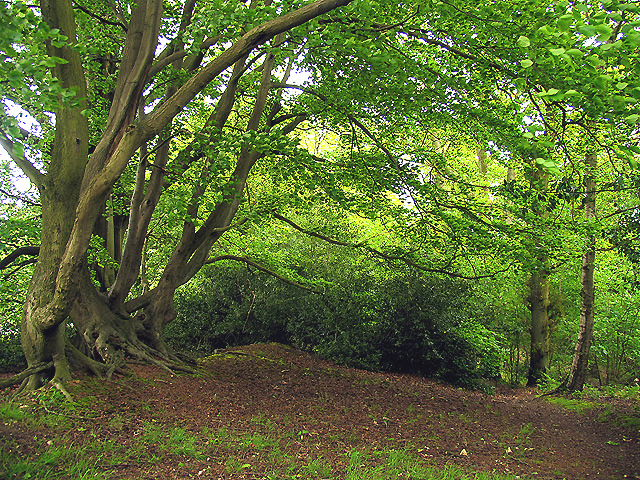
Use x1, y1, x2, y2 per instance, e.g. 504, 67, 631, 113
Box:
0, 165, 36, 370
1, 0, 640, 397
592, 257, 640, 385
170, 258, 504, 387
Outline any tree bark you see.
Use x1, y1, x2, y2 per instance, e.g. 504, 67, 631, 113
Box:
565, 151, 597, 391
527, 269, 550, 386
20, 0, 89, 390
526, 162, 550, 387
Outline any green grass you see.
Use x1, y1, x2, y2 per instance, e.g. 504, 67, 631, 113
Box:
343, 449, 517, 480
0, 439, 111, 480
546, 392, 640, 431
546, 396, 598, 414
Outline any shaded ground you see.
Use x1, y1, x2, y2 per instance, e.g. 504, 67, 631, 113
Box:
1, 343, 640, 479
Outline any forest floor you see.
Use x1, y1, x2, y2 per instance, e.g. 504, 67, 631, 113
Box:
1, 342, 640, 480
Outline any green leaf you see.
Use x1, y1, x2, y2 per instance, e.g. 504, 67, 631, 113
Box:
538, 25, 554, 36
12, 143, 25, 158
557, 14, 573, 31
625, 114, 640, 124
539, 88, 560, 98
520, 59, 534, 68
6, 125, 21, 137
579, 25, 598, 36
549, 47, 565, 55
586, 55, 605, 67
594, 24, 613, 36
565, 48, 583, 57
535, 157, 560, 175
517, 36, 531, 47
627, 32, 640, 47
629, 145, 640, 154
594, 75, 611, 90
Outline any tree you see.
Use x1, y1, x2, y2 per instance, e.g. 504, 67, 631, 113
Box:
2, 0, 353, 391
2, 0, 639, 394
564, 149, 597, 391
525, 161, 552, 387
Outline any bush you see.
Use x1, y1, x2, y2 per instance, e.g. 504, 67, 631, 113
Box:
0, 290, 26, 370
0, 332, 24, 371
170, 265, 504, 387
167, 266, 291, 355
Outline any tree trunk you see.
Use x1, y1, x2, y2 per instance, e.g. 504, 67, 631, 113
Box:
565, 151, 597, 391
526, 162, 550, 387
20, 0, 89, 390
527, 269, 550, 386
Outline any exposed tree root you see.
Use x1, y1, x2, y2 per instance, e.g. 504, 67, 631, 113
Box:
65, 338, 127, 379
78, 332, 198, 379
52, 380, 74, 401
14, 378, 29, 396
4, 332, 197, 400
0, 361, 54, 390
124, 342, 197, 375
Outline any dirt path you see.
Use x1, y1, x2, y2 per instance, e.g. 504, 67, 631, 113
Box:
2, 343, 640, 479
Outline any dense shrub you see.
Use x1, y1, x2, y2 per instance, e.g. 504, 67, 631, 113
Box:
167, 266, 290, 354
169, 266, 504, 387
0, 332, 24, 371
0, 287, 27, 370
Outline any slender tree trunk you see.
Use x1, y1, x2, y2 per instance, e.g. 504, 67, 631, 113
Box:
527, 269, 550, 386
526, 163, 550, 387
565, 151, 597, 391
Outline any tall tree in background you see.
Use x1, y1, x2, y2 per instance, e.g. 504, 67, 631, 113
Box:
565, 150, 598, 391
526, 160, 551, 387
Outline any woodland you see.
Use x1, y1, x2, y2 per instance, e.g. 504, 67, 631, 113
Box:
1, 0, 640, 478
0, 0, 640, 408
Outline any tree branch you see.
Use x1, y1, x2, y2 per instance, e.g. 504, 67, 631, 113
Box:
0, 130, 44, 189
72, 1, 127, 32
405, 30, 511, 73
3, 258, 38, 280
148, 36, 220, 80
0, 245, 40, 270
0, 187, 40, 206
272, 213, 510, 280
205, 255, 322, 293
141, 0, 353, 139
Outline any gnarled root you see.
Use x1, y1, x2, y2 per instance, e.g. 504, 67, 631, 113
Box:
0, 361, 54, 390
65, 338, 125, 379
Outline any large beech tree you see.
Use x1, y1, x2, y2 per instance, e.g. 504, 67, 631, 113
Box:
1, 0, 639, 393
3, 0, 355, 390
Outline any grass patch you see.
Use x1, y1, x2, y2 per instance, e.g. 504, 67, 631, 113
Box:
343, 448, 518, 480
547, 392, 640, 432
0, 438, 111, 480
546, 396, 599, 414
